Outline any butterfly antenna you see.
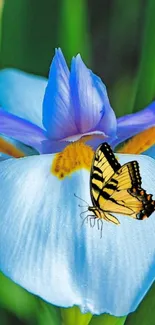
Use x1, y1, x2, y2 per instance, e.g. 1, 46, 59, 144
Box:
74, 193, 89, 207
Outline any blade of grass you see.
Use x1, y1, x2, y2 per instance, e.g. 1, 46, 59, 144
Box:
59, 0, 91, 64
133, 0, 155, 112
0, 0, 4, 64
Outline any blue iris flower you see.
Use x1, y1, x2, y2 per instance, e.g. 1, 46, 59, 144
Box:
0, 48, 155, 156
0, 49, 155, 317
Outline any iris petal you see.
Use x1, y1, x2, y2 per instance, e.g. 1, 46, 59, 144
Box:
0, 153, 10, 161
0, 108, 48, 153
0, 69, 47, 128
43, 48, 77, 139
70, 55, 117, 135
0, 154, 155, 316
143, 145, 155, 158
112, 102, 155, 148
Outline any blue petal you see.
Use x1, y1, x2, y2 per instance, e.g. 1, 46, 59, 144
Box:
0, 108, 48, 153
0, 69, 47, 129
111, 102, 155, 148
43, 48, 77, 139
70, 54, 117, 136
0, 154, 155, 316
143, 145, 155, 158
0, 153, 10, 161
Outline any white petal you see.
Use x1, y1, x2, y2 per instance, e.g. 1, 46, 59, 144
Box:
0, 154, 155, 316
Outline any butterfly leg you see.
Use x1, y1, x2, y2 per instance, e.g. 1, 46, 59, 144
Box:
81, 215, 94, 227
97, 219, 103, 238
90, 216, 97, 228
81, 215, 89, 227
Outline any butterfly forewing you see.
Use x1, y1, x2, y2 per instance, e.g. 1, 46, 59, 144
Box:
90, 143, 121, 205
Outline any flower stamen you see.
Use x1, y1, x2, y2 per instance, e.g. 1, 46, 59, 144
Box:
51, 141, 94, 179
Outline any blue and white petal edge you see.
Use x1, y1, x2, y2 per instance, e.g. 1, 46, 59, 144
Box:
0, 154, 155, 316
0, 69, 47, 129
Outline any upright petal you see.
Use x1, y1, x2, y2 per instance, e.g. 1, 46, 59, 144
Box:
0, 69, 47, 129
43, 48, 77, 140
112, 102, 155, 148
0, 108, 48, 153
1, 154, 155, 316
70, 54, 117, 135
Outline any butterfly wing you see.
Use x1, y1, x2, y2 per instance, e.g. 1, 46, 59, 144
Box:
90, 142, 121, 205
100, 161, 155, 220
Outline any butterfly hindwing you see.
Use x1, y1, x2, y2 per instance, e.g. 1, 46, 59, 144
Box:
100, 161, 155, 220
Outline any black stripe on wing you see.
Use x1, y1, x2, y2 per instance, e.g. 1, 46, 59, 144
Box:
98, 143, 121, 172
90, 142, 121, 205
127, 161, 142, 188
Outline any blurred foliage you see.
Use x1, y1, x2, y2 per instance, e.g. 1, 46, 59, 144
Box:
126, 282, 155, 325
133, 0, 155, 112
59, 0, 91, 64
1, 0, 155, 324
0, 273, 62, 325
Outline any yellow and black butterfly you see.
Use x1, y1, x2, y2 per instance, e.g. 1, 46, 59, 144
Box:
75, 142, 155, 235
88, 142, 155, 227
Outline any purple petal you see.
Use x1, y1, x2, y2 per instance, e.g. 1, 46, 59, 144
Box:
0, 108, 48, 153
43, 48, 77, 140
41, 139, 69, 154
111, 102, 155, 148
70, 54, 117, 136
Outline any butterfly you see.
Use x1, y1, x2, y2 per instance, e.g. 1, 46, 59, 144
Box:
76, 142, 155, 235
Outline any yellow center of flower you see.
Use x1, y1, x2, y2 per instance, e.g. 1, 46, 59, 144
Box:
51, 141, 94, 179
118, 126, 155, 154
0, 137, 25, 158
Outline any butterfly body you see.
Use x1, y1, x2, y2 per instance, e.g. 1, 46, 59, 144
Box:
89, 142, 155, 225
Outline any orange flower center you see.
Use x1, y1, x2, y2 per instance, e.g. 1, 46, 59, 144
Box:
51, 141, 94, 179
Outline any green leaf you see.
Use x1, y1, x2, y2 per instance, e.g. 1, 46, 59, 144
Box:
61, 306, 92, 325
37, 300, 61, 325
133, 0, 155, 112
125, 282, 155, 325
89, 314, 126, 325
90, 314, 126, 325
0, 308, 9, 325
0, 273, 62, 324
59, 0, 91, 64
0, 272, 37, 319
